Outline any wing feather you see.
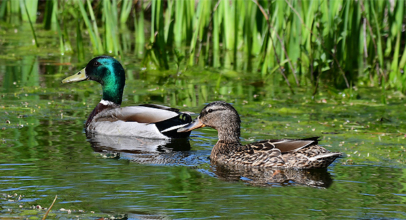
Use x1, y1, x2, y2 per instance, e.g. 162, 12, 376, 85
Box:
139, 104, 180, 112
95, 106, 181, 124
246, 137, 320, 153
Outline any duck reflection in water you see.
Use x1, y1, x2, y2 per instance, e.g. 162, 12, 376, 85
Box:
212, 162, 333, 188
87, 133, 208, 166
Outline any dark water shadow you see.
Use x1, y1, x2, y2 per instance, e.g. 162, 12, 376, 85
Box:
86, 133, 210, 166
211, 162, 334, 188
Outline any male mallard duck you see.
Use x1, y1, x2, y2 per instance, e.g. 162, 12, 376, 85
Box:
178, 101, 341, 169
62, 56, 191, 139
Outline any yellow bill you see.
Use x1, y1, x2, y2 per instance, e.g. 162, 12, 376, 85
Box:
62, 68, 87, 83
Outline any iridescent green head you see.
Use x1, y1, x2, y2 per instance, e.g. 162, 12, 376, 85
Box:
62, 56, 126, 105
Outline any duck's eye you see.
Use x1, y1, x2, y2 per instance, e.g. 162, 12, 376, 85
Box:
208, 109, 213, 113
94, 61, 101, 66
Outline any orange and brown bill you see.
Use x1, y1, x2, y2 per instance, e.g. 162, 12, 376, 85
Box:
177, 117, 205, 132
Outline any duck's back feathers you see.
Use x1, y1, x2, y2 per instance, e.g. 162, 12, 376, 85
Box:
283, 145, 341, 169
87, 103, 191, 139
139, 103, 181, 113
247, 137, 320, 153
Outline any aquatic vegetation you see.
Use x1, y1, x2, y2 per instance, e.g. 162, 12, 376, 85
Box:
1, 0, 406, 92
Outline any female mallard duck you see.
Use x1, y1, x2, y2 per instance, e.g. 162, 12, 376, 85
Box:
62, 56, 191, 139
178, 101, 341, 169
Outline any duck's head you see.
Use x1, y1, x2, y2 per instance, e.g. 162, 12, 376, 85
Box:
62, 56, 126, 105
178, 101, 241, 142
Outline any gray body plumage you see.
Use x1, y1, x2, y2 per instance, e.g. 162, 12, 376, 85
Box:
87, 104, 187, 139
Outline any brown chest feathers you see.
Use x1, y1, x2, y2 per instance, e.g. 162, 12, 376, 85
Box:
86, 102, 118, 128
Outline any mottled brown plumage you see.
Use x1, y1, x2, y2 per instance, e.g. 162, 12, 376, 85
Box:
178, 101, 341, 169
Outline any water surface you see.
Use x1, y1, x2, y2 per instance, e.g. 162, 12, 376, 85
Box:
1, 23, 406, 219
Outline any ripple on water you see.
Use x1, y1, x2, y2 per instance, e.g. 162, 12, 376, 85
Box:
1, 49, 406, 219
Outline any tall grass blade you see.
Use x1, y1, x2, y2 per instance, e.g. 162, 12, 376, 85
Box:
21, 0, 37, 22
0, 0, 8, 19
76, 20, 85, 60
119, 0, 132, 24
174, 0, 185, 48
76, 0, 103, 54
188, 0, 206, 65
43, 0, 53, 30
134, 6, 145, 57
21, 0, 39, 47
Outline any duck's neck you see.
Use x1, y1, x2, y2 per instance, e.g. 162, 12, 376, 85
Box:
102, 79, 124, 105
217, 125, 241, 144
211, 124, 242, 160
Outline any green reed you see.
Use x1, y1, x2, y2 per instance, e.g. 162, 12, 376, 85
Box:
22, 0, 38, 48
2, 0, 406, 92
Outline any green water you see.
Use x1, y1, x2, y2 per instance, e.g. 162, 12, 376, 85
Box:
1, 24, 406, 219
